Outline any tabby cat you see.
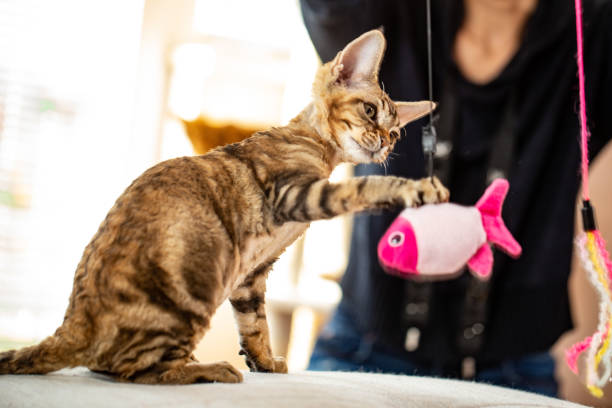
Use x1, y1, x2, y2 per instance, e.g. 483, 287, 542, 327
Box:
0, 30, 448, 384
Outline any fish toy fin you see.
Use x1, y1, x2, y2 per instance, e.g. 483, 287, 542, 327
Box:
475, 179, 522, 258
467, 244, 493, 279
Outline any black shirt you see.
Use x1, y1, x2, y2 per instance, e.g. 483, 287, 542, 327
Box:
300, 0, 612, 370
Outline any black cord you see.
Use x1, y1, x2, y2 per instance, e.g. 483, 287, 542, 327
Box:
422, 0, 437, 179
426, 0, 434, 126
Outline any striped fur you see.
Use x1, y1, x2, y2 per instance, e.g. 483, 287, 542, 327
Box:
0, 30, 448, 384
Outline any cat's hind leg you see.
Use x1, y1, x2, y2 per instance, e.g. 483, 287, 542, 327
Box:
92, 327, 242, 384
0, 333, 76, 375
128, 360, 243, 384
230, 262, 287, 373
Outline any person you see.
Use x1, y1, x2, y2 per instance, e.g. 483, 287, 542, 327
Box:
299, 0, 612, 398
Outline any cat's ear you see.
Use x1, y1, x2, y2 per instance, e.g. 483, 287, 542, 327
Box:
396, 101, 437, 127
333, 29, 386, 87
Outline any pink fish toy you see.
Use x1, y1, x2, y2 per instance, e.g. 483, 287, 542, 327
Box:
377, 178, 522, 280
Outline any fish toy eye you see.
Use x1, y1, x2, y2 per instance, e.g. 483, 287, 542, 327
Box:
388, 232, 405, 247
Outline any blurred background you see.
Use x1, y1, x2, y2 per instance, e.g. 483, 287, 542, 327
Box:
0, 0, 350, 371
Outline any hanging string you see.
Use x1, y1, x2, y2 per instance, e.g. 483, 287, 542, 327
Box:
422, 0, 437, 179
574, 0, 590, 201
426, 0, 434, 125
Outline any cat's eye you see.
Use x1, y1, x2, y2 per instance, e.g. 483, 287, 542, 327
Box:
364, 102, 377, 120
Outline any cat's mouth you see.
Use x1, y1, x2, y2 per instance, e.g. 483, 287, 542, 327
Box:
350, 137, 389, 162
371, 146, 390, 163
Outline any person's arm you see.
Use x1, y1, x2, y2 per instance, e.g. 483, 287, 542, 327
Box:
299, 0, 385, 62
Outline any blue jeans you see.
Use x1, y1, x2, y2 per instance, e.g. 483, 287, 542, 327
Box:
308, 304, 558, 398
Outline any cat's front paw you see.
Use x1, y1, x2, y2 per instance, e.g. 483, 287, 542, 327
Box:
241, 350, 288, 374
271, 356, 288, 373
401, 177, 449, 207
421, 176, 449, 204
256, 356, 287, 374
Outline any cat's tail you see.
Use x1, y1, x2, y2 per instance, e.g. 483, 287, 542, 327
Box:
0, 333, 75, 375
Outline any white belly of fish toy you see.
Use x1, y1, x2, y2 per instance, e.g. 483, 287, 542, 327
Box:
377, 178, 522, 280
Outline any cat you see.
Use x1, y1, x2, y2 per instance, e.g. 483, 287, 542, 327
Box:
0, 29, 448, 384
182, 117, 261, 154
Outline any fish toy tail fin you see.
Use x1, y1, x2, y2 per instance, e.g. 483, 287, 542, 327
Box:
475, 179, 522, 258
467, 243, 494, 279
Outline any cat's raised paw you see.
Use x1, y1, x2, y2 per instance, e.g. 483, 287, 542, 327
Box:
417, 176, 449, 205
399, 186, 421, 208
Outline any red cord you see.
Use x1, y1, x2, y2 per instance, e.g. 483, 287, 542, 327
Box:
575, 0, 591, 201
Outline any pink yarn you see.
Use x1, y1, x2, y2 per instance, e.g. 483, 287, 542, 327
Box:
594, 231, 612, 280
566, 335, 594, 374
575, 0, 591, 200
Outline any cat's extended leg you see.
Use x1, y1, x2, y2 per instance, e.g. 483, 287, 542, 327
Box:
229, 262, 287, 373
274, 175, 449, 223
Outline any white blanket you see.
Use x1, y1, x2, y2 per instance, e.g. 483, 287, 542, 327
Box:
0, 368, 588, 408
